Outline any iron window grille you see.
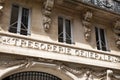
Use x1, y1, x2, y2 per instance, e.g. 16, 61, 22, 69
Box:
3, 71, 61, 80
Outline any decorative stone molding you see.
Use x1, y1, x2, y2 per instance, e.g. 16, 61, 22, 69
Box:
59, 65, 83, 75
0, 63, 28, 80
113, 20, 120, 49
82, 11, 93, 41
0, 56, 59, 79
97, 69, 120, 80
0, 55, 120, 80
59, 65, 95, 80
59, 65, 120, 80
0, 55, 55, 68
42, 0, 54, 32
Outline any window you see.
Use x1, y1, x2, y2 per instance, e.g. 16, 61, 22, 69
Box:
58, 17, 73, 44
114, 0, 120, 13
9, 5, 31, 35
95, 27, 108, 51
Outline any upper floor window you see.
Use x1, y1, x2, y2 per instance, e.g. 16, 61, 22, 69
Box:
95, 27, 108, 51
58, 16, 73, 44
9, 5, 31, 36
114, 0, 120, 12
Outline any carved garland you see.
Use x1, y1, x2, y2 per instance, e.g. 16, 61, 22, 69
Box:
113, 20, 120, 49
82, 11, 93, 41
42, 0, 54, 32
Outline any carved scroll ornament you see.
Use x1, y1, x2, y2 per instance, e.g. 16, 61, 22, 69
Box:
42, 0, 54, 32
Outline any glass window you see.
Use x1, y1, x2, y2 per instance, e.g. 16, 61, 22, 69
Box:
58, 17, 72, 44
95, 27, 108, 51
9, 5, 31, 36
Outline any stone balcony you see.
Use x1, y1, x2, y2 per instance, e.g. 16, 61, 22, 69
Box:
78, 0, 120, 14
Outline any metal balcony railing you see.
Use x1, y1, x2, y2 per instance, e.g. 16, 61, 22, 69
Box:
81, 0, 120, 14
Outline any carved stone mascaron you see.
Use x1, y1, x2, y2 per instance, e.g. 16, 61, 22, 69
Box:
113, 20, 120, 49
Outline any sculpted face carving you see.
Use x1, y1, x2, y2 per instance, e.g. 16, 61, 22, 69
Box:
82, 11, 93, 41
42, 0, 54, 32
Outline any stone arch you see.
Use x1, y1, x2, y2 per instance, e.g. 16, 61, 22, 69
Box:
0, 62, 74, 80
2, 71, 61, 80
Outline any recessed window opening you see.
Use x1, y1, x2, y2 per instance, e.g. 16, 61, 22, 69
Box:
58, 16, 73, 44
9, 5, 31, 36
95, 27, 108, 51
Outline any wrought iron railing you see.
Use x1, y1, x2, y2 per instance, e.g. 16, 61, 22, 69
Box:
81, 0, 120, 14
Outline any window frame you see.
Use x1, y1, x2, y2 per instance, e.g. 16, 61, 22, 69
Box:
9, 4, 31, 36
95, 27, 108, 51
58, 16, 74, 44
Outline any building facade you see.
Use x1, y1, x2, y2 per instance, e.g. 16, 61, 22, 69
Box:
0, 0, 120, 80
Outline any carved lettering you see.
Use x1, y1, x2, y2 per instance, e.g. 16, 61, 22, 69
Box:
0, 36, 120, 63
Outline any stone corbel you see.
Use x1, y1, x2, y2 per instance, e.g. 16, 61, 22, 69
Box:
113, 20, 120, 49
42, 0, 55, 32
82, 11, 93, 41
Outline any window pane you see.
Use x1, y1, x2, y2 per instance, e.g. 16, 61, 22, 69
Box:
58, 17, 64, 42
95, 27, 100, 50
100, 28, 107, 51
65, 19, 71, 44
20, 8, 29, 35
95, 27, 107, 51
9, 5, 19, 33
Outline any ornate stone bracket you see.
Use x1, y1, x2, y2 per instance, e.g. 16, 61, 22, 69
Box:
82, 11, 93, 41
0, 57, 57, 79
113, 20, 120, 49
0, 55, 60, 69
42, 0, 54, 32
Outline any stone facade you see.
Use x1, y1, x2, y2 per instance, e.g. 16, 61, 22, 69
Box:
0, 0, 120, 80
